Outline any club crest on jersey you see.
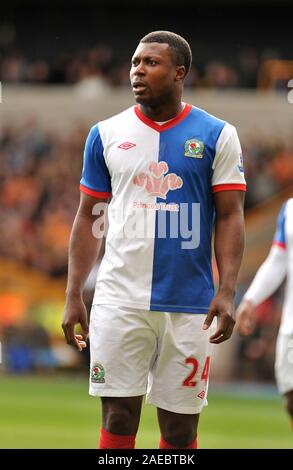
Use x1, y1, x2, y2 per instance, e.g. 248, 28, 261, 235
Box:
133, 161, 183, 199
91, 363, 105, 383
184, 139, 204, 158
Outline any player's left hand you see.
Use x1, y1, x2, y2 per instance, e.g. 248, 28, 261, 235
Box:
203, 289, 235, 344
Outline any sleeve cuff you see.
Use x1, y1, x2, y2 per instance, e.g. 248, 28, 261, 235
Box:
212, 183, 247, 193
273, 241, 286, 250
80, 184, 111, 199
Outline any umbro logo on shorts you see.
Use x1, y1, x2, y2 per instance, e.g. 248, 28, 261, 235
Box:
197, 390, 206, 399
118, 142, 136, 150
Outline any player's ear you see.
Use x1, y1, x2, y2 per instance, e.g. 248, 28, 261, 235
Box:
175, 65, 186, 81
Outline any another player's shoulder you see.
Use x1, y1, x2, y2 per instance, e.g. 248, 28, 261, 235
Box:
274, 199, 293, 244
281, 198, 293, 210
283, 198, 293, 216
277, 199, 293, 225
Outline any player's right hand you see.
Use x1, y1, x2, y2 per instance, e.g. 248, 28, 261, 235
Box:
236, 299, 256, 336
62, 295, 89, 351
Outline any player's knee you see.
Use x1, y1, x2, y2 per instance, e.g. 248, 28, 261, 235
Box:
104, 408, 137, 435
284, 393, 293, 419
162, 427, 196, 448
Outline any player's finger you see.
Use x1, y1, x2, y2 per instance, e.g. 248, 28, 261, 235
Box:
203, 310, 216, 330
61, 322, 71, 344
80, 317, 89, 339
211, 317, 235, 343
62, 323, 80, 350
209, 328, 225, 342
209, 333, 226, 344
74, 334, 88, 351
208, 314, 226, 340
210, 328, 230, 343
75, 335, 86, 343
226, 321, 235, 338
216, 324, 234, 343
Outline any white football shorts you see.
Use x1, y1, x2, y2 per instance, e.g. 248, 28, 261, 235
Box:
275, 332, 293, 395
89, 304, 215, 414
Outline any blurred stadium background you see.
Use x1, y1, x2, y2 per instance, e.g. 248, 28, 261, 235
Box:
0, 0, 293, 448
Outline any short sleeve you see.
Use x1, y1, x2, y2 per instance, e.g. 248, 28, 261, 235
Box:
80, 124, 112, 198
212, 123, 247, 193
273, 202, 287, 249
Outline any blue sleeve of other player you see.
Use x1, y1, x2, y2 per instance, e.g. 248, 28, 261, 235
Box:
273, 202, 287, 249
80, 125, 111, 198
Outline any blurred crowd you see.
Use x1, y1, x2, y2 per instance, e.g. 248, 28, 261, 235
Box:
0, 44, 287, 89
0, 119, 292, 278
0, 120, 84, 277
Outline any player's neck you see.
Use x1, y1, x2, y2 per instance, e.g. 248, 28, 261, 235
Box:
138, 100, 184, 122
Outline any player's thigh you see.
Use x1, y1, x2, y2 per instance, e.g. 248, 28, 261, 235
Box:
147, 313, 215, 414
275, 332, 293, 395
89, 305, 157, 396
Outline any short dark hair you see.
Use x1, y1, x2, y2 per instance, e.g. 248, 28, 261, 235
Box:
140, 31, 192, 77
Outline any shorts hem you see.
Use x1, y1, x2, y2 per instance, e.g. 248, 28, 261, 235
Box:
89, 388, 146, 397
146, 396, 207, 415
92, 300, 209, 314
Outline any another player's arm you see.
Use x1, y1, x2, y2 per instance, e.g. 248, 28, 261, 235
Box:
203, 190, 245, 343
236, 244, 287, 336
62, 192, 109, 350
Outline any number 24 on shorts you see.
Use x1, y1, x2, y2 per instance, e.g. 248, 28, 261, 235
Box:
183, 356, 210, 387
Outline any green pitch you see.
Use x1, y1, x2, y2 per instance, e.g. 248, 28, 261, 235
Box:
0, 375, 292, 448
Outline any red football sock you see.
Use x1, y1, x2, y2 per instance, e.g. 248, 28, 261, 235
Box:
159, 434, 197, 449
98, 428, 136, 449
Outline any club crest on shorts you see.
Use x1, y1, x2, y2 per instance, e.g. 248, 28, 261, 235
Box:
91, 363, 105, 383
184, 139, 204, 158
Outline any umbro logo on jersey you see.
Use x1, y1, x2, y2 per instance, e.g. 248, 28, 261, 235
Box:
118, 142, 136, 150
197, 390, 206, 399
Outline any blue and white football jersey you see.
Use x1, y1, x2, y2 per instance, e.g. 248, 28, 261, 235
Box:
273, 201, 288, 250
273, 199, 293, 333
80, 103, 246, 314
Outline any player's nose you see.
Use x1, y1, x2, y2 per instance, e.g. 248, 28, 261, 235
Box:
133, 61, 146, 76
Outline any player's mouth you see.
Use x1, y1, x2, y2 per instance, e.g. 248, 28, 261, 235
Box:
132, 81, 148, 94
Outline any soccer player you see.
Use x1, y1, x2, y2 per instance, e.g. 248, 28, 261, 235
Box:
62, 31, 246, 449
237, 198, 293, 428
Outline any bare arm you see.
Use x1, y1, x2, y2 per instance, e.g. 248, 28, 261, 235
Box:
203, 190, 245, 343
62, 192, 109, 350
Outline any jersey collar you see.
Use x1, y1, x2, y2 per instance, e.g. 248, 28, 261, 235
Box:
134, 103, 192, 132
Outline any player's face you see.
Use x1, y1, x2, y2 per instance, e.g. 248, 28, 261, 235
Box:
130, 42, 182, 106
